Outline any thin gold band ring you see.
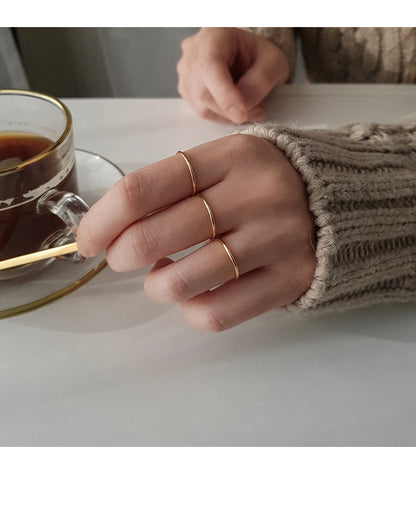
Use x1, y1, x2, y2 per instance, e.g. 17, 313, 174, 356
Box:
215, 238, 239, 280
176, 150, 196, 196
197, 193, 216, 240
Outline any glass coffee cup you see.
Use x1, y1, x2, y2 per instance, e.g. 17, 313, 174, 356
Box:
0, 89, 88, 280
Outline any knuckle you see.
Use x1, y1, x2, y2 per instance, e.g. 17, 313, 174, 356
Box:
163, 269, 193, 303
204, 310, 228, 332
180, 39, 187, 52
178, 302, 229, 332
181, 33, 196, 51
258, 69, 275, 88
198, 87, 212, 103
201, 309, 229, 332
114, 175, 138, 208
229, 133, 259, 155
131, 220, 159, 265
229, 135, 288, 203
227, 134, 266, 170
176, 56, 192, 78
105, 224, 154, 272
176, 58, 184, 75
195, 307, 229, 332
114, 171, 150, 213
198, 51, 219, 76
256, 65, 280, 88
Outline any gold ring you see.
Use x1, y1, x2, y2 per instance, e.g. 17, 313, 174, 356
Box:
215, 238, 239, 280
197, 193, 216, 240
176, 150, 196, 196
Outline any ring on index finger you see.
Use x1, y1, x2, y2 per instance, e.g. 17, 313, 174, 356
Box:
176, 150, 197, 196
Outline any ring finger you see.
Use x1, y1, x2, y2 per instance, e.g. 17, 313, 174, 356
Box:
143, 223, 284, 304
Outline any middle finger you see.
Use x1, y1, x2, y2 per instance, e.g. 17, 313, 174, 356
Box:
105, 180, 238, 271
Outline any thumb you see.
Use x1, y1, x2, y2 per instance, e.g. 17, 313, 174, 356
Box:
202, 60, 248, 124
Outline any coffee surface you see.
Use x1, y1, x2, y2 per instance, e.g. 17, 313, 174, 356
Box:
0, 132, 78, 261
0, 132, 52, 171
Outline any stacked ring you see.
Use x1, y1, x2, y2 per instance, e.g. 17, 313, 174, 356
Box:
175, 150, 240, 283
215, 238, 239, 280
197, 193, 216, 240
176, 150, 197, 196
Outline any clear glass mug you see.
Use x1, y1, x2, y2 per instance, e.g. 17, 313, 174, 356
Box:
0, 89, 88, 280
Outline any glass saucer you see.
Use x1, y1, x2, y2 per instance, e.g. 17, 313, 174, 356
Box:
0, 149, 124, 319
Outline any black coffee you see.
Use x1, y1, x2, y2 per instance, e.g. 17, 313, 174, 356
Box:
0, 132, 78, 260
0, 132, 52, 169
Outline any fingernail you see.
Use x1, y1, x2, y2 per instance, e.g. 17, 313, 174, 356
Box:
227, 106, 247, 124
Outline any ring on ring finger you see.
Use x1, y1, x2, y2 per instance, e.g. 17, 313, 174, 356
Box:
214, 238, 239, 280
145, 236, 241, 304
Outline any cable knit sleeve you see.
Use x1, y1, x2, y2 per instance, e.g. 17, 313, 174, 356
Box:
299, 28, 416, 83
242, 28, 296, 82
240, 120, 416, 312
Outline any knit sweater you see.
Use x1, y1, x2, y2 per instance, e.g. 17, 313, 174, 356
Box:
241, 120, 416, 312
247, 28, 416, 83
240, 28, 416, 312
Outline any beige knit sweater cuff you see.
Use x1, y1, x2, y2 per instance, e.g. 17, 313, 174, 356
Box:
240, 120, 416, 312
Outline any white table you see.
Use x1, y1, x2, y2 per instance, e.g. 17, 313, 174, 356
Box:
1, 84, 416, 446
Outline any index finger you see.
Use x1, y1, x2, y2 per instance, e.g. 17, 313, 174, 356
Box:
76, 137, 235, 257
201, 60, 247, 124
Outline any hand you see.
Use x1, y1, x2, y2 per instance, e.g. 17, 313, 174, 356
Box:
177, 28, 290, 124
77, 135, 316, 331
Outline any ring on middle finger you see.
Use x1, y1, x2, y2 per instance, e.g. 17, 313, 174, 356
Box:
197, 193, 216, 240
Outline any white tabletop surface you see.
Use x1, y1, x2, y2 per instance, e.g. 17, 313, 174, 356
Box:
1, 84, 416, 446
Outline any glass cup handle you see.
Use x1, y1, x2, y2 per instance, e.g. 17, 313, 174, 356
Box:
37, 188, 89, 263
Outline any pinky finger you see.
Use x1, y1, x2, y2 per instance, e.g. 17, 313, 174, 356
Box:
178, 266, 285, 332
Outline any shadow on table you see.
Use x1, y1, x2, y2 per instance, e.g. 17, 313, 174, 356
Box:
12, 258, 416, 343
12, 266, 172, 333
